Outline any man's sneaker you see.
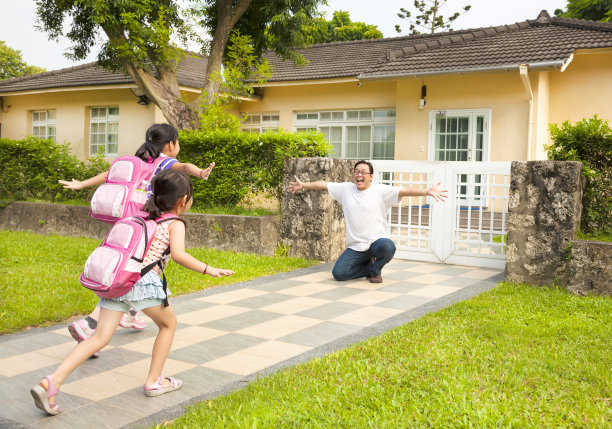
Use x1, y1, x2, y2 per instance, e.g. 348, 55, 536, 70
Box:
119, 312, 147, 330
370, 274, 383, 284
67, 319, 100, 358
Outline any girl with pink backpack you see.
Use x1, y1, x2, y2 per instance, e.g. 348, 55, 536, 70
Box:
31, 170, 234, 415
59, 123, 215, 352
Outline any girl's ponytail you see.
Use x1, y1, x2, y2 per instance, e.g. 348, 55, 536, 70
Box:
143, 193, 163, 219
144, 169, 193, 220
135, 123, 179, 162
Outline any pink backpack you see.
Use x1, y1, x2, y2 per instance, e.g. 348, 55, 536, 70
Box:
79, 214, 183, 307
89, 156, 175, 223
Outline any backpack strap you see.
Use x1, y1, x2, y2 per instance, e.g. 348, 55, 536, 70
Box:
147, 157, 178, 198
139, 215, 186, 307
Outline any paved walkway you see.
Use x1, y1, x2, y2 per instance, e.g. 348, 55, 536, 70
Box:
0, 260, 503, 429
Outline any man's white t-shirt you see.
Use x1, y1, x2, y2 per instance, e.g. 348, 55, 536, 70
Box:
327, 182, 401, 251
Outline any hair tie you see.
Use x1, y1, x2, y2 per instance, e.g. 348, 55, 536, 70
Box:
147, 156, 153, 163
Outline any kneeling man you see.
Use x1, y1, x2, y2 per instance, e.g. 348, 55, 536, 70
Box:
289, 160, 447, 283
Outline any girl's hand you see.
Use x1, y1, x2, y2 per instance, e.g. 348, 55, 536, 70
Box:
206, 266, 234, 278
58, 179, 84, 190
200, 162, 215, 180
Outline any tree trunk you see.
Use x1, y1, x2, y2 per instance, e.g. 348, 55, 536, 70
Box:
200, 0, 253, 104
122, 60, 199, 130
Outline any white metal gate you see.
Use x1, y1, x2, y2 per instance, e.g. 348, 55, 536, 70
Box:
371, 161, 511, 269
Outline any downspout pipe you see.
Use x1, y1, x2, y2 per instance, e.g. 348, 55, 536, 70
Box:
519, 64, 534, 161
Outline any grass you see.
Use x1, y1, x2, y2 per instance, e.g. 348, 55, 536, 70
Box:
577, 230, 612, 243
162, 282, 612, 428
0, 230, 317, 334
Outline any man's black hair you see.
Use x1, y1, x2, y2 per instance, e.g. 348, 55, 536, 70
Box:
354, 160, 374, 175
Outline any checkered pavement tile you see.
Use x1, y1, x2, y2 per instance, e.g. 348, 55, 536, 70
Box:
2, 260, 502, 428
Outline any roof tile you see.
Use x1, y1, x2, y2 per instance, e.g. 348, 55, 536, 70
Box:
0, 54, 208, 93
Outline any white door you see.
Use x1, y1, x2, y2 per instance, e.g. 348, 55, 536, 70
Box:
428, 110, 490, 207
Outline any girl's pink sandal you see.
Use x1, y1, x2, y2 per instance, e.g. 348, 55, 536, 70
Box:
143, 375, 182, 397
30, 375, 60, 415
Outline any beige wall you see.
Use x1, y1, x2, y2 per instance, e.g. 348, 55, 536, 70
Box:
0, 87, 156, 160
236, 80, 397, 131
237, 74, 532, 162
549, 49, 612, 129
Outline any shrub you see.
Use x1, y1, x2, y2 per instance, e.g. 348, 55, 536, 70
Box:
178, 129, 331, 207
0, 137, 109, 202
546, 115, 612, 234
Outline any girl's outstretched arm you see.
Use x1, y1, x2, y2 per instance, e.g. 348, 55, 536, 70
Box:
168, 220, 234, 277
171, 162, 215, 180
59, 171, 108, 190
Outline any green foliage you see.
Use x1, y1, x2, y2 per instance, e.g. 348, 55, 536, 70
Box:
301, 10, 383, 44
0, 137, 108, 202
395, 0, 472, 35
197, 31, 271, 133
0, 41, 46, 79
0, 230, 317, 334
546, 115, 612, 234
167, 282, 612, 427
178, 129, 331, 206
554, 0, 612, 22
192, 0, 326, 66
35, 0, 188, 72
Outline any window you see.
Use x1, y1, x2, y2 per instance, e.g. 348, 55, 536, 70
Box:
32, 110, 56, 142
241, 112, 279, 133
90, 106, 119, 156
428, 109, 489, 162
294, 108, 396, 160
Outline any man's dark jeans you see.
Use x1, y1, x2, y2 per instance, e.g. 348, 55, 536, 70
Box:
332, 238, 396, 281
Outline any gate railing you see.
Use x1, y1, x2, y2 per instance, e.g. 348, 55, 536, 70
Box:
371, 160, 511, 269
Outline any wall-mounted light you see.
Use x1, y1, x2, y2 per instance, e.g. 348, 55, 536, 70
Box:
0, 97, 11, 113
137, 95, 150, 105
419, 83, 427, 110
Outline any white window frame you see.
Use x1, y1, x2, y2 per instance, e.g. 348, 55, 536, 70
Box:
241, 112, 280, 134
427, 109, 492, 207
32, 110, 56, 142
427, 109, 491, 162
293, 108, 396, 160
89, 106, 119, 156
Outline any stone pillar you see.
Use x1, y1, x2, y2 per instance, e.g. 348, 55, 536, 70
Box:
280, 157, 353, 261
505, 161, 583, 285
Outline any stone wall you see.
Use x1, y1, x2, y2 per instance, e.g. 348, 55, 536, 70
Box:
505, 161, 583, 286
280, 157, 353, 261
565, 240, 612, 296
0, 201, 278, 255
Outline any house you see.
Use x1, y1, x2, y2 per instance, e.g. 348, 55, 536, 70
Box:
238, 10, 612, 163
0, 10, 610, 164
0, 54, 207, 159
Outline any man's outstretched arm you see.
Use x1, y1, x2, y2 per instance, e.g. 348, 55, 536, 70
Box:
399, 182, 448, 202
288, 175, 328, 194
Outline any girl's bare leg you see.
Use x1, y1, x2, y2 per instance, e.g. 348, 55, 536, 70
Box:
141, 304, 177, 386
39, 308, 123, 404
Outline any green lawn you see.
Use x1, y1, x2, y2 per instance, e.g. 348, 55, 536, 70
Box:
0, 230, 317, 334
163, 282, 612, 428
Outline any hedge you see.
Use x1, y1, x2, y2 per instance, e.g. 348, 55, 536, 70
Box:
546, 115, 612, 235
0, 137, 108, 202
177, 129, 331, 207
0, 130, 331, 207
